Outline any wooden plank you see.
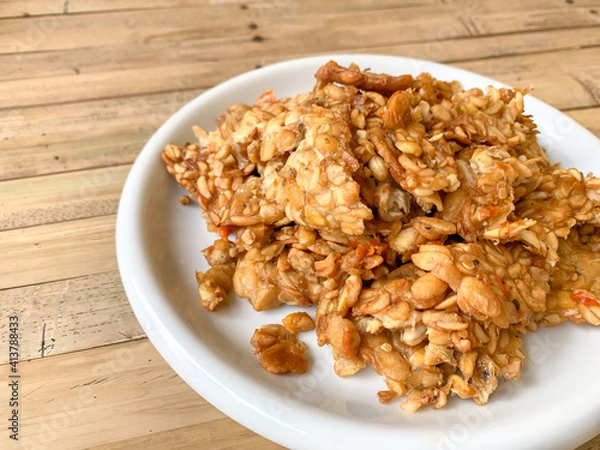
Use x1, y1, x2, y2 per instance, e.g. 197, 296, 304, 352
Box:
373, 26, 600, 65
0, 215, 116, 291
0, 0, 594, 19
0, 165, 128, 230
0, 89, 201, 149
88, 419, 282, 450
2, 3, 598, 56
455, 47, 600, 79
464, 0, 600, 14
0, 271, 144, 365
566, 106, 600, 138
0, 89, 202, 181
578, 436, 600, 450
454, 49, 600, 110
0, 0, 438, 19
88, 417, 597, 450
472, 4, 600, 35
0, 0, 225, 18
0, 128, 150, 182
0, 339, 233, 450
0, 6, 462, 55
0, 128, 148, 182
0, 0, 68, 17
1, 23, 599, 83
0, 6, 249, 54
0, 58, 256, 109
1, 44, 599, 110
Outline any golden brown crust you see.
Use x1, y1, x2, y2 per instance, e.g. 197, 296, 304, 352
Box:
314, 60, 413, 95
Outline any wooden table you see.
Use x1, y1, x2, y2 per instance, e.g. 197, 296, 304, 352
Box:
1, 1, 599, 448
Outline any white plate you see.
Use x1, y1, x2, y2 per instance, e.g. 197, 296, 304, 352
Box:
116, 54, 600, 450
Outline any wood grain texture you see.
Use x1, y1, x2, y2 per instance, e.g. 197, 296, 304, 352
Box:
455, 48, 600, 109
0, 271, 144, 364
0, 165, 128, 230
0, 90, 201, 181
88, 419, 283, 450
0, 90, 201, 150
0, 339, 267, 450
1, 1, 600, 449
1, 41, 600, 110
3, 0, 598, 19
0, 59, 254, 108
0, 0, 439, 19
0, 215, 116, 290
567, 106, 600, 138
1, 2, 598, 55
1, 25, 598, 84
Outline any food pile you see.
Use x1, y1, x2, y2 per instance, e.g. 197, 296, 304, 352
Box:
162, 61, 600, 412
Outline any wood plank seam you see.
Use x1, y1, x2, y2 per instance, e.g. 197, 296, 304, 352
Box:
0, 161, 133, 189
572, 74, 600, 103
442, 41, 600, 64
3, 28, 600, 80
0, 214, 118, 290
1, 25, 600, 81
1, 6, 599, 57
1, 44, 599, 112
0, 268, 118, 294
0, 335, 149, 370
0, 209, 119, 233
0, 1, 439, 20
2, 20, 600, 61
0, 84, 206, 112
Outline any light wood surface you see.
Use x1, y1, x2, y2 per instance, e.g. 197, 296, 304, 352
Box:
1, 0, 599, 448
